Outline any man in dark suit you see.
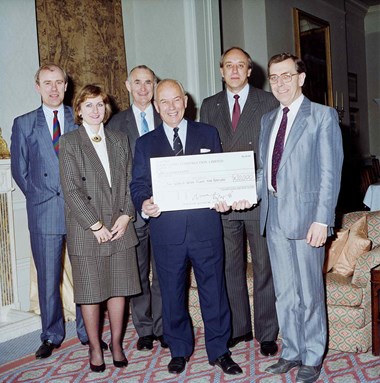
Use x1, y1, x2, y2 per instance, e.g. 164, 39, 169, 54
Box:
258, 53, 343, 383
107, 65, 167, 351
130, 79, 243, 376
200, 47, 279, 355
10, 64, 88, 358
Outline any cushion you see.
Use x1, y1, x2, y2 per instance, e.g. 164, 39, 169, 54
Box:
332, 216, 372, 277
324, 229, 349, 273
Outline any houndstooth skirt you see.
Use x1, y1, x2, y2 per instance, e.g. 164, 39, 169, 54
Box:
70, 248, 141, 304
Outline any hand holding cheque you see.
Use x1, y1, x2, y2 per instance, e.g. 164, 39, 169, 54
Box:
145, 151, 257, 215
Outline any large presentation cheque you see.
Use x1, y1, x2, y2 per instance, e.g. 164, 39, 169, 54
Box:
150, 151, 257, 212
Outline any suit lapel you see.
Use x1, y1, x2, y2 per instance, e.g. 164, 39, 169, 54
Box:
215, 92, 234, 141
105, 130, 121, 202
262, 108, 279, 179
152, 125, 174, 156
153, 109, 162, 128
63, 105, 76, 133
231, 86, 259, 145
125, 108, 140, 151
36, 107, 59, 167
78, 126, 110, 188
184, 120, 200, 155
279, 97, 312, 170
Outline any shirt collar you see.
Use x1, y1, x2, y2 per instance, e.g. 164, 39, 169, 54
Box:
83, 122, 105, 140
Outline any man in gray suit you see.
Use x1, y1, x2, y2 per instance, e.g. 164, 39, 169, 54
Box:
10, 64, 88, 358
107, 65, 167, 351
200, 47, 279, 355
258, 53, 343, 383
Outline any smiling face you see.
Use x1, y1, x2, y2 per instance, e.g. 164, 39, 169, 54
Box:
154, 80, 188, 128
126, 68, 155, 110
35, 67, 67, 109
79, 95, 105, 130
269, 58, 305, 107
220, 48, 252, 93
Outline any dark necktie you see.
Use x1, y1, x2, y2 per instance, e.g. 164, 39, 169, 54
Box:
173, 127, 183, 156
140, 111, 149, 135
231, 94, 241, 131
271, 107, 290, 191
52, 110, 61, 155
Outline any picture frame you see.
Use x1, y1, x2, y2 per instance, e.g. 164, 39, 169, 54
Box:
348, 73, 358, 102
293, 9, 333, 107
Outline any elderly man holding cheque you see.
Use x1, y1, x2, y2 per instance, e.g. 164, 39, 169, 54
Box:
130, 79, 253, 375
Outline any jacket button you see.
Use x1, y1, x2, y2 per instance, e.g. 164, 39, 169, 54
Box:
44, 173, 47, 177
82, 177, 86, 181
56, 192, 60, 196
119, 209, 124, 212
87, 196, 92, 200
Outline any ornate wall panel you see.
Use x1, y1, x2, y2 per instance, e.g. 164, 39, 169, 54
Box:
36, 0, 129, 111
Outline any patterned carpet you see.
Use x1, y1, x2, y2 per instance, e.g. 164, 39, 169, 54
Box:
0, 321, 379, 383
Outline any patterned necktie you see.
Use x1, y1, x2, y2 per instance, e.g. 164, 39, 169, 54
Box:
271, 107, 290, 191
52, 110, 61, 155
173, 127, 183, 156
140, 111, 149, 135
231, 94, 241, 131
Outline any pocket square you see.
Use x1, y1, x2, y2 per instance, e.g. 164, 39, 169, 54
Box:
200, 148, 211, 153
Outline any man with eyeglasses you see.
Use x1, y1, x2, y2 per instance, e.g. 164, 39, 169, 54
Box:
200, 47, 279, 357
257, 53, 343, 383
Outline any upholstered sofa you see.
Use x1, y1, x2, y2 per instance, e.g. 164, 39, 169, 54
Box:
325, 210, 380, 352
188, 210, 380, 354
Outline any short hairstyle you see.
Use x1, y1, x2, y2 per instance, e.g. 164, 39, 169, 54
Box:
154, 79, 186, 100
35, 63, 68, 85
73, 84, 112, 125
267, 53, 306, 75
128, 65, 157, 84
220, 47, 253, 70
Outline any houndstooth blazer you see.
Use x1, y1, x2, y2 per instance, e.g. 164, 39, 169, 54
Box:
59, 125, 138, 258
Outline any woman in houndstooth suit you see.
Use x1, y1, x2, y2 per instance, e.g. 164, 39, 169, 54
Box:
59, 84, 140, 372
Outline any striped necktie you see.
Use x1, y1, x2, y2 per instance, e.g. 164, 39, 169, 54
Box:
140, 111, 149, 135
173, 127, 183, 156
52, 110, 61, 155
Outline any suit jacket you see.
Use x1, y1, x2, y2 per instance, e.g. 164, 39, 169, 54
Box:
107, 106, 162, 228
130, 120, 223, 245
10, 105, 76, 234
59, 126, 138, 257
106, 106, 162, 156
258, 97, 344, 239
200, 85, 279, 220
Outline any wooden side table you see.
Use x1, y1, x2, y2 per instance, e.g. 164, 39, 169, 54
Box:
371, 264, 380, 356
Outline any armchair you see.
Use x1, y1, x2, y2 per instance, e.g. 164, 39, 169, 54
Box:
326, 210, 380, 352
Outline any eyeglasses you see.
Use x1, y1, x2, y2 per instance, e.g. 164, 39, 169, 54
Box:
268, 73, 299, 84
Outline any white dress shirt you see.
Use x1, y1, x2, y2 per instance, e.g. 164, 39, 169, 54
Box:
83, 122, 112, 187
163, 119, 188, 153
132, 104, 155, 136
226, 83, 250, 118
267, 94, 304, 192
43, 104, 65, 137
